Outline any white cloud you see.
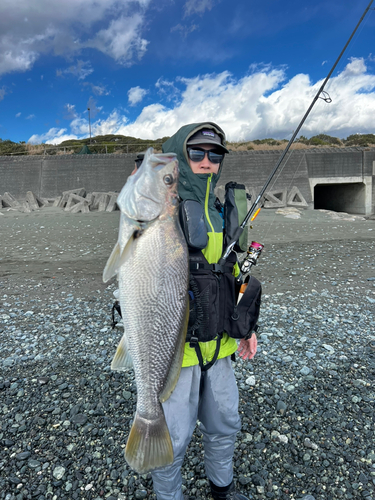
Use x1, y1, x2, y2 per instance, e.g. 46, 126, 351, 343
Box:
0, 86, 6, 101
28, 127, 78, 144
128, 86, 148, 106
82, 82, 110, 96
63, 104, 77, 120
0, 0, 152, 76
70, 117, 89, 136
170, 23, 198, 38
155, 78, 181, 102
83, 14, 149, 65
15, 112, 21, 117
184, 0, 217, 17
26, 114, 35, 120
92, 110, 128, 136
117, 58, 375, 141
0, 47, 38, 74
30, 58, 375, 145
56, 60, 93, 80
86, 97, 102, 119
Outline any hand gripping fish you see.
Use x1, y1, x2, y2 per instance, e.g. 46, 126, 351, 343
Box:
103, 148, 189, 474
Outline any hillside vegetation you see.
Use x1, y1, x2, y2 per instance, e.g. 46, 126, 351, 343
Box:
1, 133, 375, 156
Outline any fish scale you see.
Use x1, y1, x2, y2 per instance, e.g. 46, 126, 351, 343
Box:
103, 148, 189, 474
119, 217, 187, 411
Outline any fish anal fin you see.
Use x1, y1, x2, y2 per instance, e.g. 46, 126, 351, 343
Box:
159, 300, 189, 403
111, 334, 133, 371
125, 411, 173, 474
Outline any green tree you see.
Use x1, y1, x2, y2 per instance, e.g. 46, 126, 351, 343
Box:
343, 134, 375, 147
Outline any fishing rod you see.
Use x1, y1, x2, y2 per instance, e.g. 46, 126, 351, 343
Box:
219, 0, 374, 266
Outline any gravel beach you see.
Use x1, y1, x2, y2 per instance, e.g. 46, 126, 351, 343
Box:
0, 207, 374, 500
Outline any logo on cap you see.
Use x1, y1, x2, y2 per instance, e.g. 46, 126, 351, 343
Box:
202, 131, 215, 137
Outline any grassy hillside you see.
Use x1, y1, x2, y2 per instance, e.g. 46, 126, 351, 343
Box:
1, 133, 375, 156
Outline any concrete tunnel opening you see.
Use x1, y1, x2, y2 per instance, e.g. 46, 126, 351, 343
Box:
314, 182, 366, 214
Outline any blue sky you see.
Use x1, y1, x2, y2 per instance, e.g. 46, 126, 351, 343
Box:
0, 0, 374, 144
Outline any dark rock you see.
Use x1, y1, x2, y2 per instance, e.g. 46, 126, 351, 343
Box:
71, 414, 88, 425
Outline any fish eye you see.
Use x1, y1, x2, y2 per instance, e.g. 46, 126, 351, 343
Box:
163, 174, 174, 185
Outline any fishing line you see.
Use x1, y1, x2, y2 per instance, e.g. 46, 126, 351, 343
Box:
319, 5, 375, 100
260, 151, 307, 241
248, 0, 374, 241
219, 0, 374, 265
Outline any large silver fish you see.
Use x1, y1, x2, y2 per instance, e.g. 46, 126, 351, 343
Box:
103, 148, 189, 474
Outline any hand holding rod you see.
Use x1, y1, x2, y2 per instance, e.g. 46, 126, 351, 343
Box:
219, 0, 374, 265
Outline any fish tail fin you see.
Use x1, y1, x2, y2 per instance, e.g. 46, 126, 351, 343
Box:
125, 411, 173, 474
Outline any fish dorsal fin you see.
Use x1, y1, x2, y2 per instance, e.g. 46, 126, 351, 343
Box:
111, 334, 133, 371
159, 298, 189, 403
102, 233, 135, 283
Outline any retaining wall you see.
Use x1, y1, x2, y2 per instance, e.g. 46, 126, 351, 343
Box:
1, 148, 375, 214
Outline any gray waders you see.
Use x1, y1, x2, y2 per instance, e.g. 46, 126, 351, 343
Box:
151, 357, 241, 500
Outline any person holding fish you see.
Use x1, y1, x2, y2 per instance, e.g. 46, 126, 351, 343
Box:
104, 122, 258, 500
149, 123, 257, 500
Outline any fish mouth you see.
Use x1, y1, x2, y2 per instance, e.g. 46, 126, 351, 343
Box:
139, 192, 161, 205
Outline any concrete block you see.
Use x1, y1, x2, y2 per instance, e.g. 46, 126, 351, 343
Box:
264, 189, 287, 208
246, 187, 257, 204
106, 193, 119, 212
25, 191, 43, 211
35, 194, 49, 207
68, 201, 90, 214
287, 186, 308, 207
40, 197, 56, 207
98, 194, 110, 212
21, 201, 32, 213
53, 196, 62, 207
85, 193, 94, 205
57, 193, 69, 208
64, 194, 87, 211
2, 192, 22, 208
58, 188, 86, 208
90, 192, 108, 210
64, 187, 86, 198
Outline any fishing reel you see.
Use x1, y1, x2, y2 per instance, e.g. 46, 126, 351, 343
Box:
240, 241, 264, 275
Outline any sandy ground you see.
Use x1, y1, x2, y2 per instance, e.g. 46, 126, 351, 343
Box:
1, 206, 374, 299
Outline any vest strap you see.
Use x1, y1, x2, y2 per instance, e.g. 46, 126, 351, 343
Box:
190, 262, 233, 273
189, 335, 222, 372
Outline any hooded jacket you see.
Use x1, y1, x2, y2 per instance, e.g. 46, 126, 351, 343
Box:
163, 122, 238, 367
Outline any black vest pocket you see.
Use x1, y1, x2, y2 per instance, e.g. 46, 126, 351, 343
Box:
187, 271, 221, 342
222, 274, 262, 339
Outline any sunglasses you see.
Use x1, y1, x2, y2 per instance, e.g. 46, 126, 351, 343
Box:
187, 148, 224, 164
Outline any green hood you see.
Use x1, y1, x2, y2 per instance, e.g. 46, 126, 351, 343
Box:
162, 122, 227, 232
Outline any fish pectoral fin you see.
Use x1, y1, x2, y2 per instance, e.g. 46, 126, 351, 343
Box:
125, 411, 173, 474
103, 233, 136, 283
118, 233, 135, 268
103, 242, 121, 283
159, 299, 189, 403
111, 334, 133, 371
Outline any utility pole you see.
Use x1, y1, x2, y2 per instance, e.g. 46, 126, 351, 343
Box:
87, 107, 92, 144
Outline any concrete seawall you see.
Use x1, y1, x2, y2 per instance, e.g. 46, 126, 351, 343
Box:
1, 148, 374, 214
